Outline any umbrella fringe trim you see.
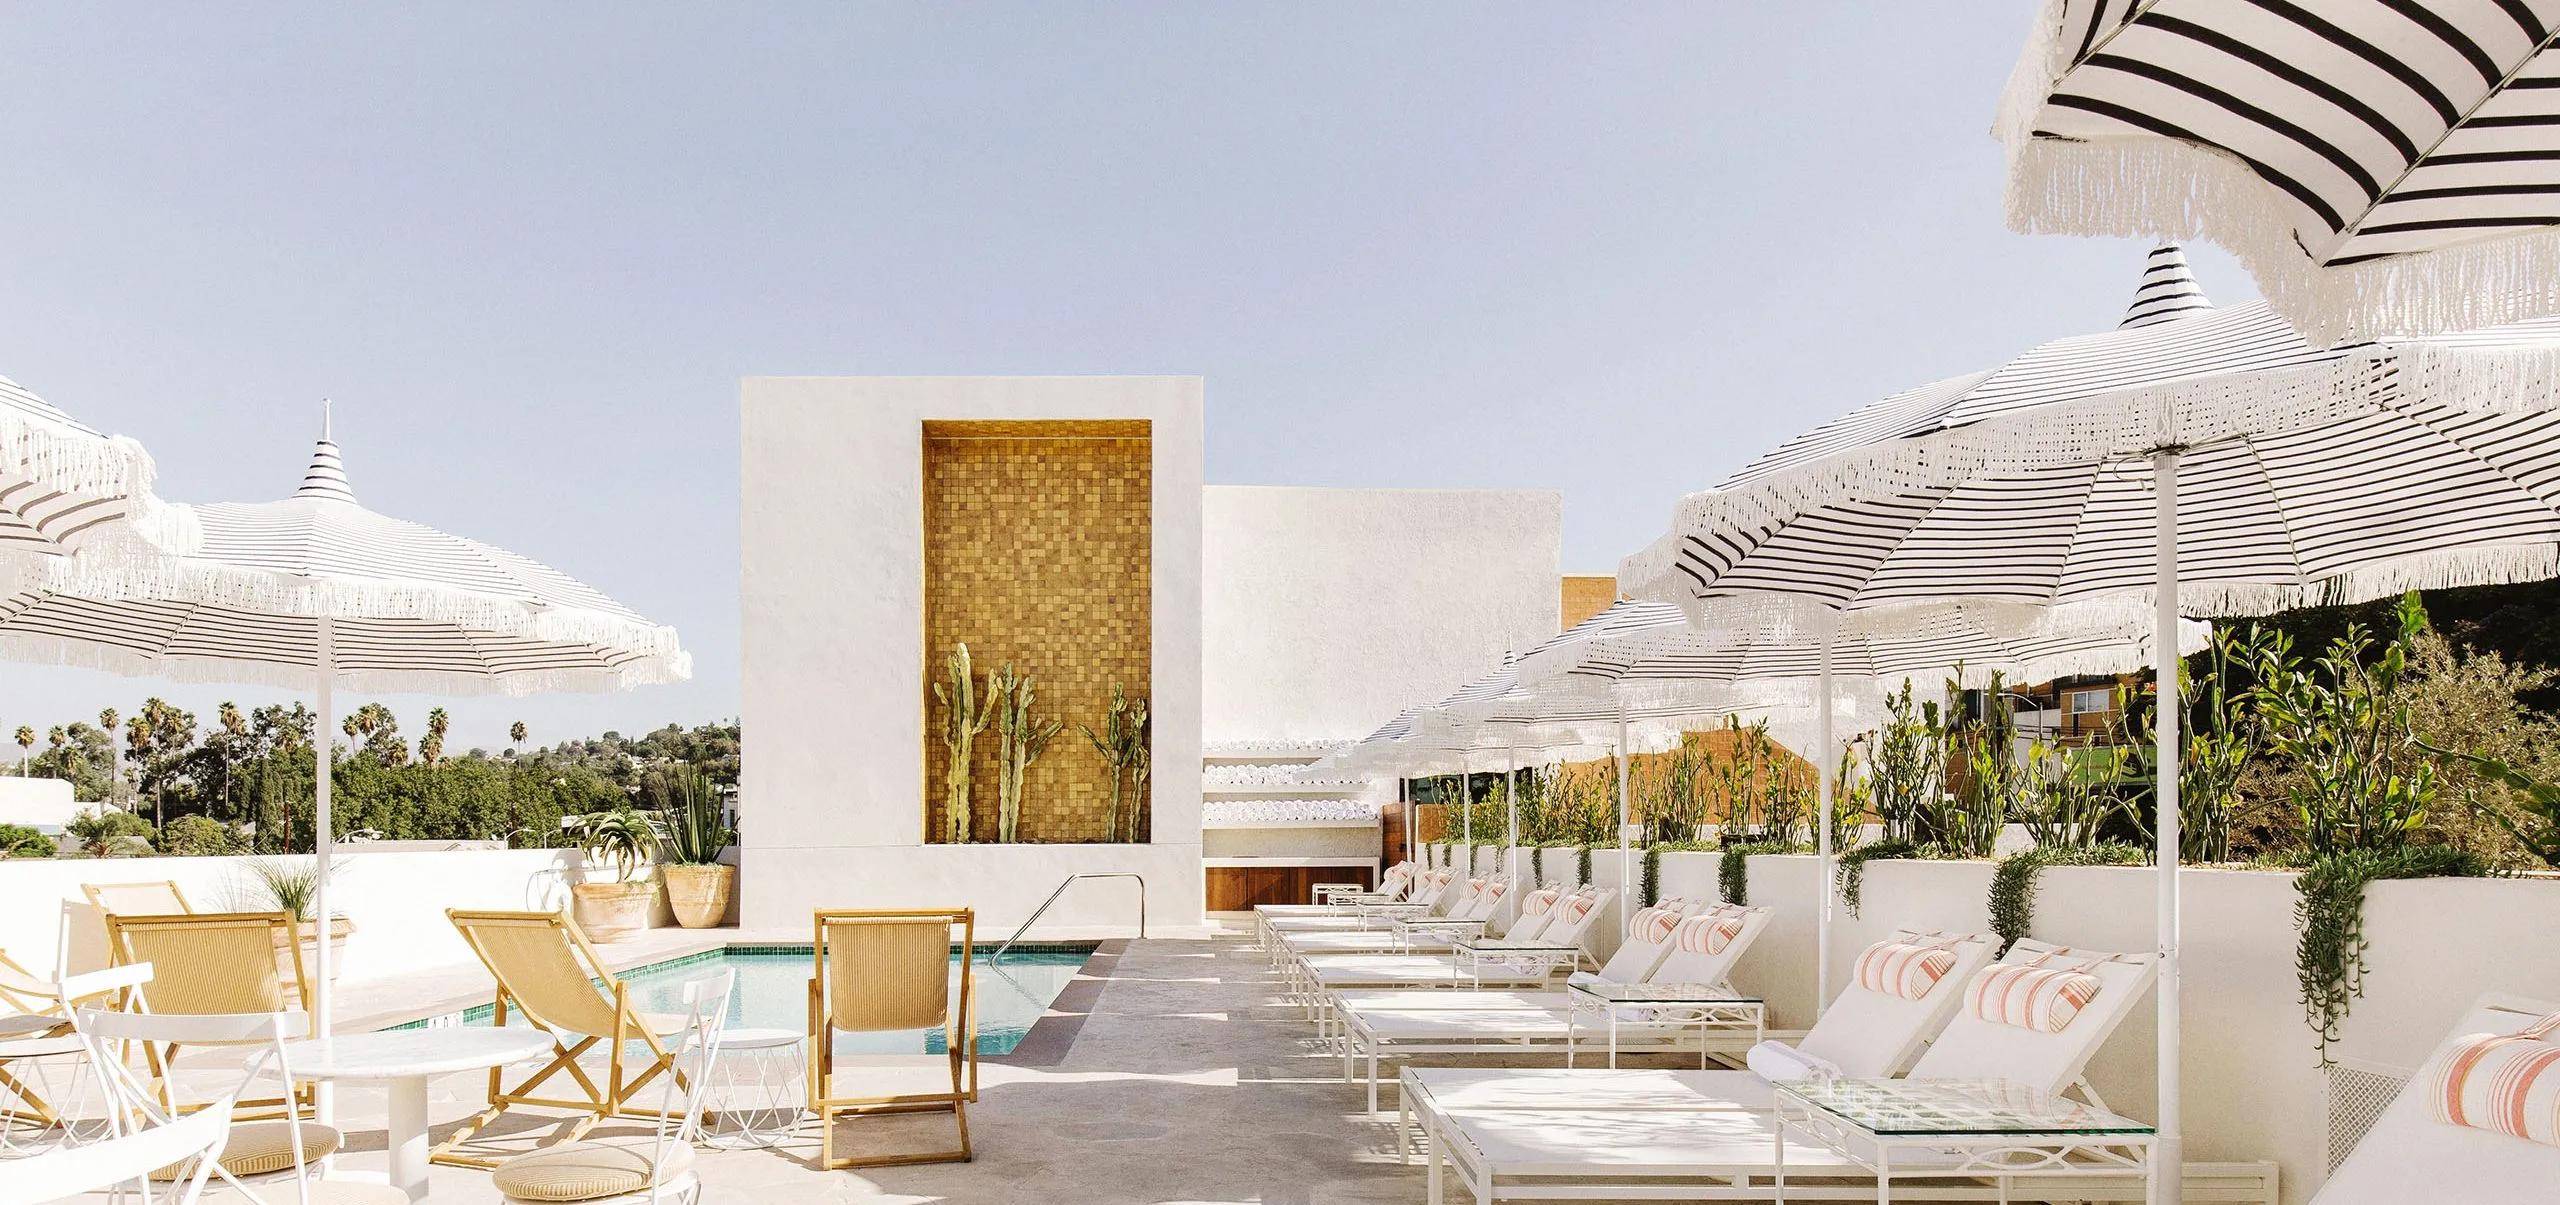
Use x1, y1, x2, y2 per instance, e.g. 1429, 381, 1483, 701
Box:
0, 630, 691, 697
14, 554, 687, 657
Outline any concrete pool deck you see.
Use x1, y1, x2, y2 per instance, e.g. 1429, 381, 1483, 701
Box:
323, 919, 1434, 1203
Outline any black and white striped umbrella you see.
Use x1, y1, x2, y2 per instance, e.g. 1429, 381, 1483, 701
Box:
1621, 247, 2560, 1201
2, 425, 688, 696
1510, 597, 2204, 714
1625, 245, 2560, 620
0, 372, 184, 555
2002, 0, 2560, 344
0, 414, 686, 1045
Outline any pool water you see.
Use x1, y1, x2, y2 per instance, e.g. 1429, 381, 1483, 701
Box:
400, 944, 1092, 1056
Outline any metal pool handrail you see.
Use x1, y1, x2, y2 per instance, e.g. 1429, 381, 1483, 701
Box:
990, 872, 1146, 966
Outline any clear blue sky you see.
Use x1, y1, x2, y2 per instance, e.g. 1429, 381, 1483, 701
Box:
0, 3, 2256, 752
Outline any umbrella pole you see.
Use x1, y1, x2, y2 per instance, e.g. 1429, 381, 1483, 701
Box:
1816, 617, 1836, 1015
1615, 703, 1633, 902
1456, 765, 1471, 875
1506, 749, 1519, 886
313, 616, 337, 1121
2152, 448, 2184, 1205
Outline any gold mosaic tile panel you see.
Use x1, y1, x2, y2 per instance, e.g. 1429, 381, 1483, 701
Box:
922, 421, 1153, 844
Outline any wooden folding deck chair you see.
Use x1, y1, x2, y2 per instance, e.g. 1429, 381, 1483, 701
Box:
807, 908, 979, 1169
436, 909, 688, 1168
102, 911, 312, 1119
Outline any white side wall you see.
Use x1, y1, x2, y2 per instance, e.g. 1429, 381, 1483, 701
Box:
1201, 486, 1560, 746
0, 850, 580, 982
739, 376, 1206, 934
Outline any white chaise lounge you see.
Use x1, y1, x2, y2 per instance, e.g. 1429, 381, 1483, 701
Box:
1391, 927, 2001, 1157
1336, 904, 1772, 1114
1415, 938, 2158, 1202
1289, 888, 1619, 1008
2312, 992, 2560, 1204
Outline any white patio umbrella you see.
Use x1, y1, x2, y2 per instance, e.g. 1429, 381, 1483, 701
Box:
1506, 595, 2205, 1007
0, 372, 188, 556
0, 414, 688, 1055
2001, 0, 2560, 345
1619, 249, 2560, 1204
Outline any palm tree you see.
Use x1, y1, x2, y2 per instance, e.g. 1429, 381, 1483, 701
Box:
217, 702, 247, 821
12, 726, 30, 776
125, 714, 156, 826
45, 726, 64, 780
510, 720, 528, 754
97, 708, 118, 810
422, 707, 449, 767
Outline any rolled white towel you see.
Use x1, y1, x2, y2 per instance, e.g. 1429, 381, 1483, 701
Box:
1564, 970, 1606, 990
1746, 1040, 1843, 1083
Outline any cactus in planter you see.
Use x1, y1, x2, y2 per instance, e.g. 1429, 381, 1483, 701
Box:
934, 643, 993, 844
992, 663, 1063, 844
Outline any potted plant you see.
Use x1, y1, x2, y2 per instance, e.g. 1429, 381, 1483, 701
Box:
567, 805, 662, 941
243, 856, 356, 983
657, 766, 735, 929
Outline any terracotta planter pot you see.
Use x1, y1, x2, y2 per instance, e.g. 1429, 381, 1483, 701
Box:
571, 879, 659, 942
663, 863, 735, 929
274, 916, 356, 985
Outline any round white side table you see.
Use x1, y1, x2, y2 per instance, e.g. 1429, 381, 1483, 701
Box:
701, 1027, 805, 1149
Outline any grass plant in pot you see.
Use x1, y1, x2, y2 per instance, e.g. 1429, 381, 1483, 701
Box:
568, 805, 662, 942
243, 856, 355, 983
657, 766, 735, 929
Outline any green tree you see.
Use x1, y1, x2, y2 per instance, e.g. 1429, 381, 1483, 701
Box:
156, 814, 242, 857
12, 726, 30, 775
65, 807, 152, 857
0, 822, 52, 857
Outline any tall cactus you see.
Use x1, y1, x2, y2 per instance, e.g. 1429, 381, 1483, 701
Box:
1081, 683, 1153, 843
992, 663, 1062, 844
933, 643, 993, 844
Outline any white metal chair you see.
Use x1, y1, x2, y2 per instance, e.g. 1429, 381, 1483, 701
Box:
78, 1000, 401, 1205
0, 1092, 235, 1205
490, 968, 735, 1205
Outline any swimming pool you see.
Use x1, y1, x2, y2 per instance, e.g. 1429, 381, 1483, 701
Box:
395, 944, 1093, 1056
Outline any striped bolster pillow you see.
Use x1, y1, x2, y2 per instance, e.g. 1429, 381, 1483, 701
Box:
2421, 1017, 2560, 1145
1626, 906, 1682, 946
1483, 879, 1508, 901
1383, 864, 1415, 889
1854, 941, 1959, 1001
1965, 963, 2101, 1033
1556, 893, 1598, 924
1519, 888, 1562, 916
1673, 913, 1745, 955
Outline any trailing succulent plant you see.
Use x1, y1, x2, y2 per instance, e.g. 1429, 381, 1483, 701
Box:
1986, 842, 2146, 954
1835, 839, 1921, 918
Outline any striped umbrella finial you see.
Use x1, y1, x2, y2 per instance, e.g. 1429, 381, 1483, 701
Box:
2119, 245, 2213, 329
294, 399, 357, 505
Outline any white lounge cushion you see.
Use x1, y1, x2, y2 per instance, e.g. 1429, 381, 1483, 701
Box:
1745, 1040, 1841, 1083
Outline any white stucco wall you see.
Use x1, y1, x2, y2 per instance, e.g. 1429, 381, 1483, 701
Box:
0, 850, 580, 984
1201, 486, 1560, 747
739, 376, 1205, 934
